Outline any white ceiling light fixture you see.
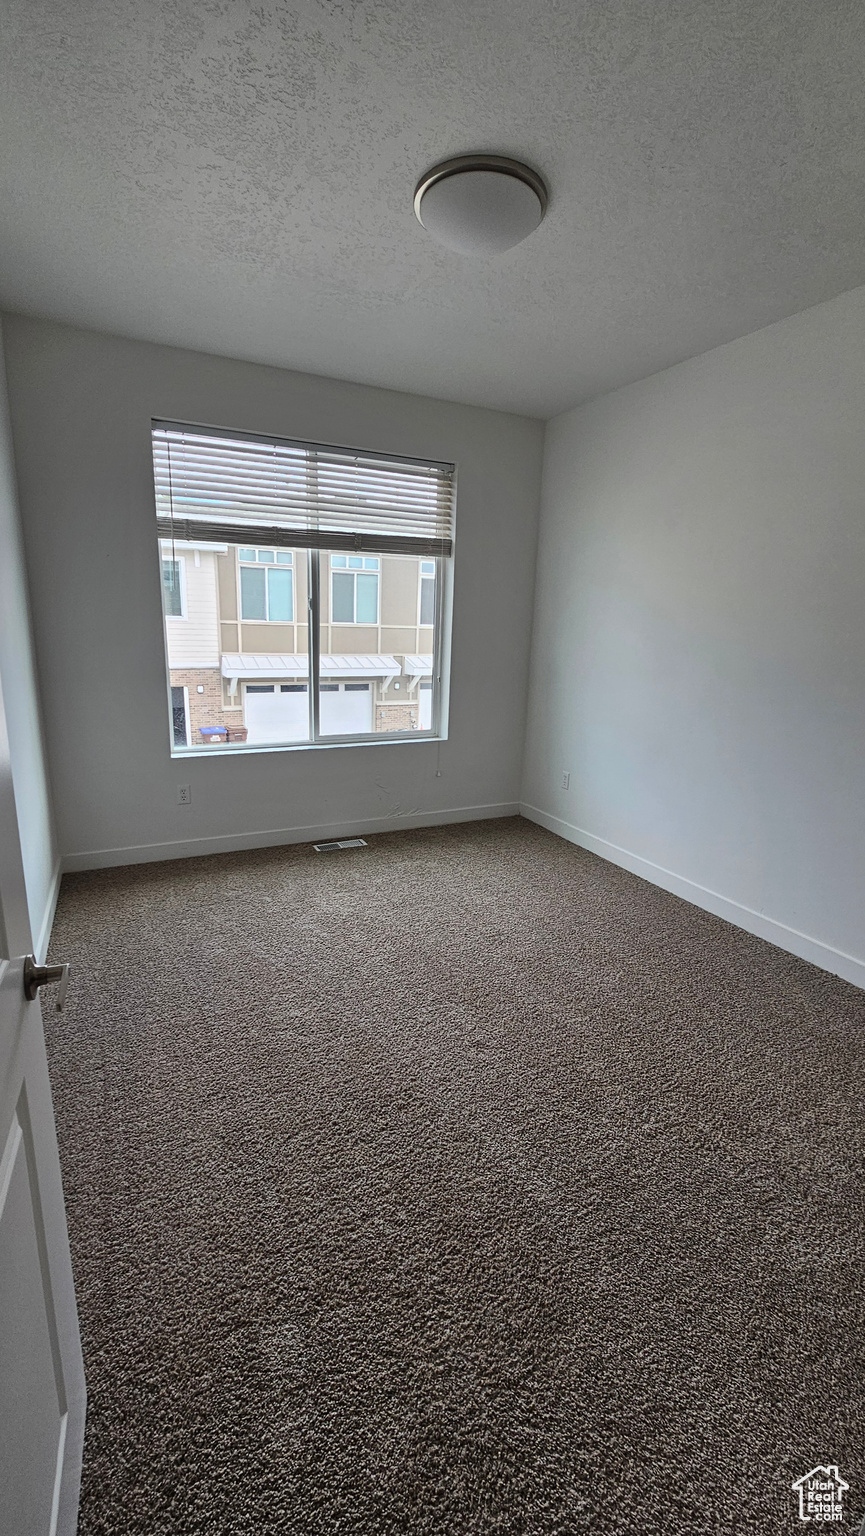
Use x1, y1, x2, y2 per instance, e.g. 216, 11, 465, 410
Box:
413, 155, 548, 257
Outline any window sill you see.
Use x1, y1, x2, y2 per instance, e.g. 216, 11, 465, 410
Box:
170, 732, 445, 760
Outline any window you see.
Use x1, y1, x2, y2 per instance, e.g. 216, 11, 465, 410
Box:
330, 555, 379, 624
239, 548, 294, 622
152, 422, 454, 753
162, 557, 184, 617
419, 559, 436, 626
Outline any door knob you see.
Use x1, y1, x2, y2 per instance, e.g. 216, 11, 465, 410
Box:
23, 955, 71, 1011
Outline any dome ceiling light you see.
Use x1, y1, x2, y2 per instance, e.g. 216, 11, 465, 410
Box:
413, 155, 548, 257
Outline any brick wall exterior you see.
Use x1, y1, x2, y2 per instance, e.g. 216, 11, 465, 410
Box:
375, 701, 420, 733
170, 668, 245, 745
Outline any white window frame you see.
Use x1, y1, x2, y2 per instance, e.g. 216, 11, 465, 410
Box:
237, 548, 295, 624
161, 553, 187, 620
153, 421, 453, 757
329, 554, 380, 626
418, 559, 436, 628
303, 551, 445, 748
167, 547, 447, 754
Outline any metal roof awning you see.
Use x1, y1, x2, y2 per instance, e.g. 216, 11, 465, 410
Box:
221, 653, 399, 680
402, 654, 433, 675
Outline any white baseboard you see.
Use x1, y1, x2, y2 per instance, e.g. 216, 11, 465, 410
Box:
62, 802, 521, 873
520, 802, 865, 993
33, 859, 62, 963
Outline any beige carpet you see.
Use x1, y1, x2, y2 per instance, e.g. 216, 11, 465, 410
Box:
45, 816, 865, 1534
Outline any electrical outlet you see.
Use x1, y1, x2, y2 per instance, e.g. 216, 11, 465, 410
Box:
177, 784, 192, 806
561, 771, 570, 791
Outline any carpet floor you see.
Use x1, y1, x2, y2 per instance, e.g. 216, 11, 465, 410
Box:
45, 816, 865, 1535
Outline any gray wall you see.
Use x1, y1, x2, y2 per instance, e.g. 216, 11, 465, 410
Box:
0, 320, 58, 952
2, 317, 544, 867
522, 284, 865, 988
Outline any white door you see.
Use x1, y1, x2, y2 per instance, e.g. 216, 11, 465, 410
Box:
319, 683, 373, 736
0, 666, 85, 1536
244, 683, 309, 744
419, 682, 433, 731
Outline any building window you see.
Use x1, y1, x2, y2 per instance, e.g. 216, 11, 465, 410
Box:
239, 548, 294, 622
152, 422, 454, 754
419, 559, 436, 626
162, 557, 185, 617
330, 555, 379, 624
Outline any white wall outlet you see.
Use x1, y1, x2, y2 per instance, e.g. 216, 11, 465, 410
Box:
177, 784, 192, 805
561, 771, 570, 790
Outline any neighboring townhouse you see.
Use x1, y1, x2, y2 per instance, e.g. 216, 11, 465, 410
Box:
161, 540, 436, 747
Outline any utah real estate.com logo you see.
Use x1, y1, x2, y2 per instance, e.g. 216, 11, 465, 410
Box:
791, 1465, 849, 1523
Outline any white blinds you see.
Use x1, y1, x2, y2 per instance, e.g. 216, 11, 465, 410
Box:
152, 422, 455, 556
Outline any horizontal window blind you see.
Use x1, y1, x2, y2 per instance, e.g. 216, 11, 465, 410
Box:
152, 422, 454, 557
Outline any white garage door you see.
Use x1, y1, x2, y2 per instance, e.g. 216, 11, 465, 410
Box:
244, 684, 309, 744
319, 682, 373, 736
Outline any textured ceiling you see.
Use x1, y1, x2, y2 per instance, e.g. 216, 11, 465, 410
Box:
2, 0, 865, 417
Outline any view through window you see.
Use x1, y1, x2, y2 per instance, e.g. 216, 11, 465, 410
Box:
153, 424, 454, 752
